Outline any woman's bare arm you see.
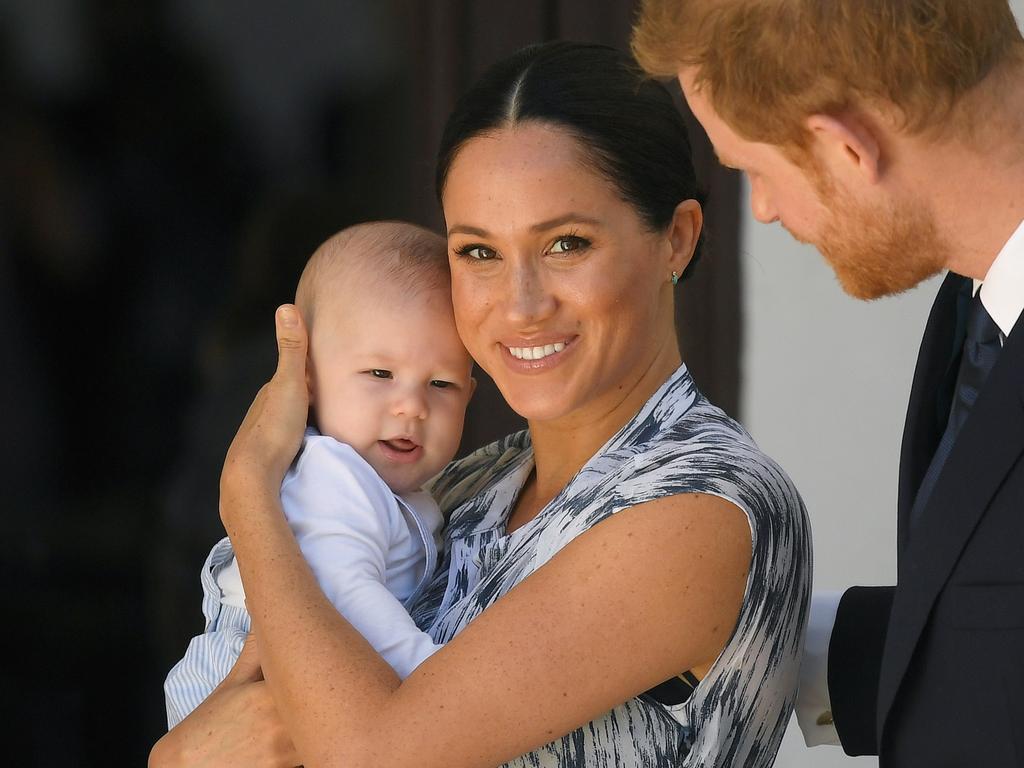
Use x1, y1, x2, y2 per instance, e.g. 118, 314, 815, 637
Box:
150, 635, 300, 768
184, 305, 752, 768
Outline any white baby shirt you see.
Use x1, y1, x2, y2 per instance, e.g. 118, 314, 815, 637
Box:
164, 429, 444, 728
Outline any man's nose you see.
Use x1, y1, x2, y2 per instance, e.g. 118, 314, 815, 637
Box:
749, 179, 779, 224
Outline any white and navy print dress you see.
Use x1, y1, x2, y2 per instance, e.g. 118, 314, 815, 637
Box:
410, 365, 812, 767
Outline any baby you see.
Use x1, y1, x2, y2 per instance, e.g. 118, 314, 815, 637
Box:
164, 221, 474, 727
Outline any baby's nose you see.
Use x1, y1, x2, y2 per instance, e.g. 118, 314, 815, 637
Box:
392, 387, 429, 419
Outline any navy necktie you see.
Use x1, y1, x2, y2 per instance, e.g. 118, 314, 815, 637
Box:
909, 293, 1003, 534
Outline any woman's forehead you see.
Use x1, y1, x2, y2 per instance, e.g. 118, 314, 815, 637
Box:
450, 122, 587, 173
442, 123, 626, 222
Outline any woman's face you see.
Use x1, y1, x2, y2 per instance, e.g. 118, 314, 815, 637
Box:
442, 122, 695, 424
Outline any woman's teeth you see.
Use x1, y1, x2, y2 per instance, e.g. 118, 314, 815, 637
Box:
508, 341, 566, 360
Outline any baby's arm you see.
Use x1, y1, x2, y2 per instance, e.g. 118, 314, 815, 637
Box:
163, 538, 251, 728
283, 436, 443, 679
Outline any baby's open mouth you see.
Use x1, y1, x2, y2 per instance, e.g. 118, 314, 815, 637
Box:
382, 438, 418, 452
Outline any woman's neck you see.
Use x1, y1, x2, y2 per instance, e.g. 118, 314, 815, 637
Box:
509, 345, 682, 529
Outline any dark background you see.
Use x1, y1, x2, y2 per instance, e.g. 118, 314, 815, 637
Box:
0, 1, 740, 763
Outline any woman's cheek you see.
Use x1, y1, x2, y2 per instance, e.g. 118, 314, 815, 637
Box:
452, 286, 492, 356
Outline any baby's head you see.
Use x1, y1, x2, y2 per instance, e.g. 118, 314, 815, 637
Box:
295, 221, 474, 493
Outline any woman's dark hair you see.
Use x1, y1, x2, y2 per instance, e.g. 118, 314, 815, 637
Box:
435, 40, 706, 277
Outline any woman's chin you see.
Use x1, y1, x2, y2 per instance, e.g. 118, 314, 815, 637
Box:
500, 390, 579, 424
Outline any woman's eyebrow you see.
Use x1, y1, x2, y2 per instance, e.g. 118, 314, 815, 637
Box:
447, 214, 602, 238
529, 213, 602, 232
447, 224, 489, 237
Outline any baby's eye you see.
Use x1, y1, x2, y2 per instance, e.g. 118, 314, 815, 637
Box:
368, 369, 393, 379
430, 379, 454, 389
454, 244, 497, 261
548, 235, 589, 254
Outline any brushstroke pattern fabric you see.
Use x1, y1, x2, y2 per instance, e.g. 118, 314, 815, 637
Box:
410, 365, 811, 767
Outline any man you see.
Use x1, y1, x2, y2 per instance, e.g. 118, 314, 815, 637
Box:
633, 2, 1024, 766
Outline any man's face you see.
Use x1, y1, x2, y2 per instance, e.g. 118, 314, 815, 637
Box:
678, 69, 946, 299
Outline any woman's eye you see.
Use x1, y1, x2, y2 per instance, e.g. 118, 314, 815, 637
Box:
430, 379, 454, 389
368, 369, 392, 379
549, 235, 589, 254
455, 244, 497, 261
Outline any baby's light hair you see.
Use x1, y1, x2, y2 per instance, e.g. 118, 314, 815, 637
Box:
295, 221, 450, 331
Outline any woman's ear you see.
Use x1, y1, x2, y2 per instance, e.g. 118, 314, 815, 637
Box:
805, 112, 882, 184
666, 198, 703, 277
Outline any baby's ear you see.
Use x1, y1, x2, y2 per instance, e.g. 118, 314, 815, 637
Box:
468, 376, 478, 400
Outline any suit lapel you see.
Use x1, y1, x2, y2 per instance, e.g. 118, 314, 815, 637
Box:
877, 305, 1024, 741
896, 273, 969, 553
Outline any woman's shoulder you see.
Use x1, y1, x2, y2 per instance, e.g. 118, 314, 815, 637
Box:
625, 393, 780, 478
614, 394, 808, 536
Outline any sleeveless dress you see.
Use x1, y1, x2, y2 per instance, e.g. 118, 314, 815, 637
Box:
409, 365, 812, 767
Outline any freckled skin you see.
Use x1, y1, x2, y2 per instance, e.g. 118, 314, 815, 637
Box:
442, 124, 683, 428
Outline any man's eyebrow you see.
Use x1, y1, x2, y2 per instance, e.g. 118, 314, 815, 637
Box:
447, 213, 603, 238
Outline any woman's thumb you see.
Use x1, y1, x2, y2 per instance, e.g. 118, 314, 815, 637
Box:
275, 305, 308, 385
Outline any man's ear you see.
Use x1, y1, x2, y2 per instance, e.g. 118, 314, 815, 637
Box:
666, 198, 703, 277
805, 113, 882, 184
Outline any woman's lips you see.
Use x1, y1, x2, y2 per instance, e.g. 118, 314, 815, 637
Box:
377, 438, 423, 463
500, 336, 577, 372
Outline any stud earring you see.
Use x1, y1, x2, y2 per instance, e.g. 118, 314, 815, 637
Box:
670, 270, 679, 285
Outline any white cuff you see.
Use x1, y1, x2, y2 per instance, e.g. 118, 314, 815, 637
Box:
795, 590, 843, 747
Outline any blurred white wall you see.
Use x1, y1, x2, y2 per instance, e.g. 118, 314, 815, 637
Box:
746, 5, 1023, 766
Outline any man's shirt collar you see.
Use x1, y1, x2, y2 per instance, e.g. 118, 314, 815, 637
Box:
976, 218, 1024, 338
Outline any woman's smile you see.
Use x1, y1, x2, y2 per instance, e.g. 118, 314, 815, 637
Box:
499, 335, 578, 372
505, 339, 569, 360
443, 123, 684, 424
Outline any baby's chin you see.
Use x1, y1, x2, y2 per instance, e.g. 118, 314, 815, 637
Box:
377, 460, 450, 496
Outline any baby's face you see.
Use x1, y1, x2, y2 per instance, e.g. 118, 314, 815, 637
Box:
309, 284, 474, 493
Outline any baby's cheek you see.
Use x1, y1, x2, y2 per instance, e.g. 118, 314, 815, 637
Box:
431, 409, 464, 465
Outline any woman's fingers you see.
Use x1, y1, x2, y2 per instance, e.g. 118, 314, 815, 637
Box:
274, 305, 308, 395
221, 306, 310, 501
150, 679, 300, 768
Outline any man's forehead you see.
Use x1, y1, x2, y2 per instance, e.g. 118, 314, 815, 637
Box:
675, 71, 736, 161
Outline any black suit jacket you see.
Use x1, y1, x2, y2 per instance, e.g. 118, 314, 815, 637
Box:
828, 272, 1024, 767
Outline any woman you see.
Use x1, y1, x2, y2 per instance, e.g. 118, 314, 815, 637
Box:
151, 42, 810, 767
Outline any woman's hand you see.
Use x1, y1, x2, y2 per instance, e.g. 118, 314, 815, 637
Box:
220, 305, 309, 530
149, 635, 301, 768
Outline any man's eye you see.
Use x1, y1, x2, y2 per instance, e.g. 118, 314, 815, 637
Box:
549, 235, 589, 254
454, 244, 497, 261
368, 369, 392, 379
430, 379, 454, 389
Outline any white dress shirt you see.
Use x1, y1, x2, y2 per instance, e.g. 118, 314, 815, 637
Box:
796, 219, 1024, 746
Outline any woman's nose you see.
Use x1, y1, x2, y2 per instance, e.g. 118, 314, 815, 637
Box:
504, 261, 556, 326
